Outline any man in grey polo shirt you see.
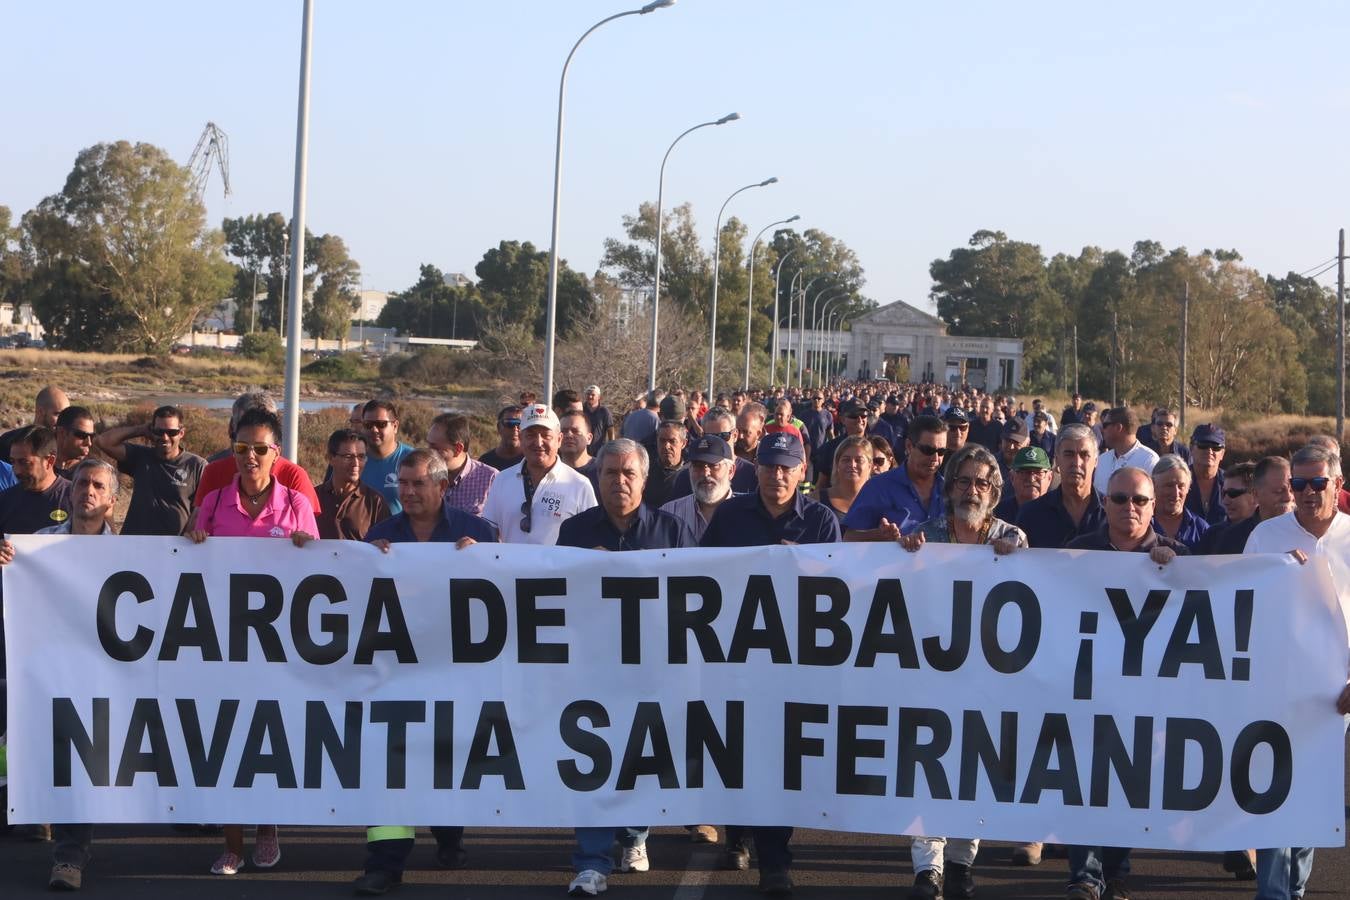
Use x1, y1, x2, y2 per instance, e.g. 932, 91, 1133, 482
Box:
659, 434, 735, 542
95, 404, 205, 535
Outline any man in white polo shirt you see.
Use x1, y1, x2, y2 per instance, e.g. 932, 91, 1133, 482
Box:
1245, 443, 1350, 900
481, 403, 596, 545
1093, 406, 1160, 496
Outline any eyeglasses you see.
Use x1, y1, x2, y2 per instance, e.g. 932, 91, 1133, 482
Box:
519, 499, 532, 534
847, 412, 868, 420
1291, 476, 1330, 493
232, 442, 276, 456
1222, 487, 1249, 499
872, 456, 888, 467
709, 430, 732, 442
149, 427, 182, 438
364, 420, 394, 430
333, 452, 367, 463
913, 444, 948, 457
68, 428, 95, 441
953, 476, 993, 493
502, 419, 522, 428
1194, 442, 1223, 452
1108, 493, 1153, 507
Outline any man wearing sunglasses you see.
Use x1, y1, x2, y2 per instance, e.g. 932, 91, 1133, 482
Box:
480, 403, 596, 545
1063, 467, 1184, 900
480, 405, 525, 471
1195, 460, 1257, 555
812, 399, 873, 494
360, 399, 413, 515
1184, 423, 1227, 526
1093, 407, 1159, 497
96, 404, 205, 536
52, 405, 96, 480
666, 408, 758, 501
843, 414, 947, 539
1246, 444, 1350, 900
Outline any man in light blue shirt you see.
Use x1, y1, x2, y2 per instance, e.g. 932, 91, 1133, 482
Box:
360, 399, 412, 514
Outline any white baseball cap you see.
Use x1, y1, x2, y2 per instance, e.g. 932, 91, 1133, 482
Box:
520, 403, 560, 432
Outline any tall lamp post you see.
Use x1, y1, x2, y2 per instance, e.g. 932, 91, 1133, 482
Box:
831, 313, 852, 384
814, 293, 849, 387
280, 0, 312, 462
544, 0, 676, 402
707, 177, 778, 401
769, 251, 798, 387
783, 268, 804, 388
649, 112, 740, 393
745, 216, 799, 389
798, 274, 837, 385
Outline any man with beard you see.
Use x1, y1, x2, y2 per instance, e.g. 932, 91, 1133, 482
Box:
665, 408, 758, 499
897, 444, 1026, 899
96, 405, 206, 536
660, 434, 736, 541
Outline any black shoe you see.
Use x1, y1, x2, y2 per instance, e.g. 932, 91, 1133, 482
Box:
353, 870, 400, 896
945, 863, 975, 899
909, 868, 943, 900
1065, 881, 1100, 900
1222, 850, 1256, 881
724, 844, 751, 871
1104, 877, 1130, 900
436, 844, 467, 869
758, 869, 793, 896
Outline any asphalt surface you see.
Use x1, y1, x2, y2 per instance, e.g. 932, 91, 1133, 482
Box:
3, 755, 1347, 898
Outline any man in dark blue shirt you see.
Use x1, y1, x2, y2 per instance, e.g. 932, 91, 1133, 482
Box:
803, 393, 835, 453
666, 408, 758, 500
356, 448, 494, 895
1184, 423, 1226, 526
700, 431, 838, 896
811, 399, 872, 494
1016, 424, 1106, 548
842, 414, 947, 538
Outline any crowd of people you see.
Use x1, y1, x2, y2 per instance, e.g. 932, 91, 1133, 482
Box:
0, 378, 1346, 900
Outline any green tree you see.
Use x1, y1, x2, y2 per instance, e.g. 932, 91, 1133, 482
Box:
1268, 271, 1339, 414
475, 240, 593, 337
222, 212, 290, 332
23, 141, 235, 352
0, 205, 29, 310
929, 230, 1062, 378
302, 234, 362, 340
600, 201, 712, 317
378, 264, 485, 339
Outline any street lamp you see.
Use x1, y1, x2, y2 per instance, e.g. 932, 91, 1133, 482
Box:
814, 292, 849, 387
832, 312, 852, 383
707, 177, 778, 401
798, 273, 837, 385
783, 267, 804, 388
544, 0, 677, 402
648, 111, 740, 393
745, 216, 799, 389
770, 251, 799, 387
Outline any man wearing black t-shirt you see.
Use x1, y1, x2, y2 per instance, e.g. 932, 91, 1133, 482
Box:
95, 404, 206, 535
0, 427, 72, 535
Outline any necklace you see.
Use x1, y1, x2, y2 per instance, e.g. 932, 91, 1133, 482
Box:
244, 481, 272, 504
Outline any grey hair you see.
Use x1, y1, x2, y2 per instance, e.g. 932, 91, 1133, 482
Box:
739, 401, 767, 423
1107, 466, 1154, 494
658, 419, 688, 438
1305, 435, 1342, 472
1293, 444, 1342, 475
596, 438, 649, 483
71, 458, 120, 497
703, 407, 735, 430
1152, 453, 1191, 480
230, 390, 277, 431
400, 447, 449, 484
1056, 423, 1098, 456
943, 443, 1003, 511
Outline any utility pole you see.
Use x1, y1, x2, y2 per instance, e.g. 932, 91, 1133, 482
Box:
1179, 281, 1189, 437
1110, 309, 1119, 408
1072, 324, 1079, 395
1338, 228, 1346, 441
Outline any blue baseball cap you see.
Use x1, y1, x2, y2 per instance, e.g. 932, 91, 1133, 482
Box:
688, 434, 733, 464
1191, 423, 1225, 448
757, 432, 806, 467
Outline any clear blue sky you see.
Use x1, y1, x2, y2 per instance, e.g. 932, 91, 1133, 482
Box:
4, 1, 1349, 311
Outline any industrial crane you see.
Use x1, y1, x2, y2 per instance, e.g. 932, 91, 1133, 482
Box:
187, 121, 231, 199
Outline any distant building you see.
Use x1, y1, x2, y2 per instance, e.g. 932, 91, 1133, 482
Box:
615, 286, 653, 330
355, 290, 389, 322
774, 300, 1024, 389
442, 272, 474, 289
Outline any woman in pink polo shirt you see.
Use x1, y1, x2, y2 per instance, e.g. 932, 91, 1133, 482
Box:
187, 406, 317, 876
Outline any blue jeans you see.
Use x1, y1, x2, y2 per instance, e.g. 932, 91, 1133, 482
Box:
1255, 846, 1314, 899
1067, 845, 1131, 893
572, 827, 648, 875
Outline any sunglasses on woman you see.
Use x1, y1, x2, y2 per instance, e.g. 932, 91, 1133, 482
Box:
232, 442, 276, 456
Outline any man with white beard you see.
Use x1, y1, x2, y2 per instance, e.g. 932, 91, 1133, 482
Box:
660, 434, 736, 542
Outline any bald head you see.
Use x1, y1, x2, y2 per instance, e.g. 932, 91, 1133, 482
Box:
35, 386, 69, 428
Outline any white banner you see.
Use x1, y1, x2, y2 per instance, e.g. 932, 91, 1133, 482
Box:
4, 535, 1347, 851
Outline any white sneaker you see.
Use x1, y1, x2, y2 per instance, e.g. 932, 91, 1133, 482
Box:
619, 843, 650, 873
568, 869, 608, 895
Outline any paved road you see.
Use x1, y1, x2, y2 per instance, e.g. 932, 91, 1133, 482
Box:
4, 753, 1347, 898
